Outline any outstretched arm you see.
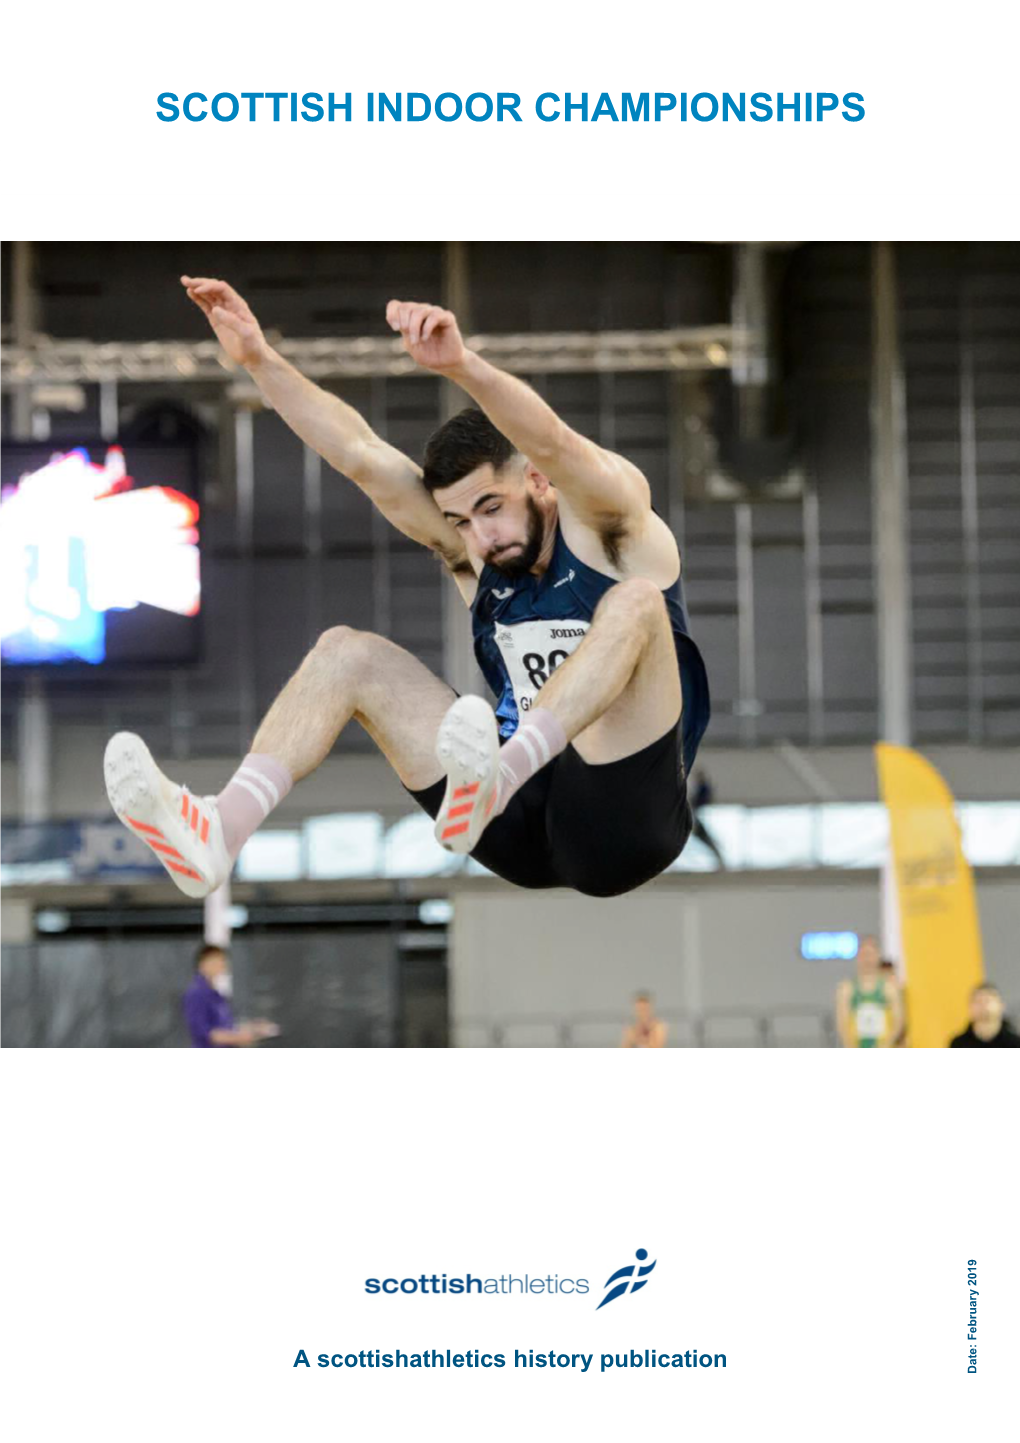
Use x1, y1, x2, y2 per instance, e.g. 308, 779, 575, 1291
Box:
207, 1024, 260, 1046
182, 279, 469, 570
386, 300, 655, 529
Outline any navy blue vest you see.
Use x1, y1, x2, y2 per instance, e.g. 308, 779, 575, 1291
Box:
471, 522, 710, 775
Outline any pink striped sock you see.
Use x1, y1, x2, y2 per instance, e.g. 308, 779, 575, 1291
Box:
495, 709, 568, 816
216, 754, 294, 859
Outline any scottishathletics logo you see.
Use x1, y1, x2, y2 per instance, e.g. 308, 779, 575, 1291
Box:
361, 1247, 657, 1305
597, 1248, 656, 1310
364, 1272, 588, 1296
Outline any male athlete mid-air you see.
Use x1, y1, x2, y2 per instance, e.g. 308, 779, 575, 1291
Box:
104, 277, 710, 898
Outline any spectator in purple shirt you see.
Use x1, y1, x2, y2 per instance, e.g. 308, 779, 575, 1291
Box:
183, 944, 278, 1048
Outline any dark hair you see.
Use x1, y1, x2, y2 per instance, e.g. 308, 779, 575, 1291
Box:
421, 408, 517, 493
196, 942, 227, 971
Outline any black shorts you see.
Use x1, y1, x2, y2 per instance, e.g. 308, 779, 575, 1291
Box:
408, 719, 693, 898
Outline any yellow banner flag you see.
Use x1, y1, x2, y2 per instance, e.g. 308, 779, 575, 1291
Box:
875, 743, 984, 1047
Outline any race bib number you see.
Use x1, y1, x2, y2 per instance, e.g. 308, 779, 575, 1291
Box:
494, 618, 590, 717
855, 1002, 886, 1040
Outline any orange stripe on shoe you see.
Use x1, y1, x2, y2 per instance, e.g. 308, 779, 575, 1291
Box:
441, 821, 471, 840
149, 840, 185, 861
127, 817, 164, 838
447, 802, 475, 819
166, 861, 204, 882
190, 804, 200, 833
200, 816, 210, 844
452, 783, 480, 800
181, 794, 189, 819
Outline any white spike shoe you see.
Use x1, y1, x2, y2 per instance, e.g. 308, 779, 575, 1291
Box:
104, 732, 231, 899
434, 696, 501, 854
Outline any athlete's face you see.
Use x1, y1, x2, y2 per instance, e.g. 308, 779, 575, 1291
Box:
434, 463, 551, 577
970, 987, 1003, 1028
199, 949, 230, 986
857, 936, 880, 979
634, 997, 652, 1024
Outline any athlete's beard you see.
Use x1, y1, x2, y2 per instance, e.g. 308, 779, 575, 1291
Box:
487, 496, 546, 578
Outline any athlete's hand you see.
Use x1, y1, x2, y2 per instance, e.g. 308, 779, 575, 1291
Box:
386, 300, 467, 374
182, 276, 270, 370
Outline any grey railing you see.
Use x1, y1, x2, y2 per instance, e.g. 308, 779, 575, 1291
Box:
457, 1006, 840, 1048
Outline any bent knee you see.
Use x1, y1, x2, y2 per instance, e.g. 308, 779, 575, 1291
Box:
311, 625, 383, 670
597, 576, 667, 627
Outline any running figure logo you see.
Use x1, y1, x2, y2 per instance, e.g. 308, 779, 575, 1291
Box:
596, 1248, 656, 1310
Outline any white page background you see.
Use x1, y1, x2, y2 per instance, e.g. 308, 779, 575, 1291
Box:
3, 2, 1017, 1437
